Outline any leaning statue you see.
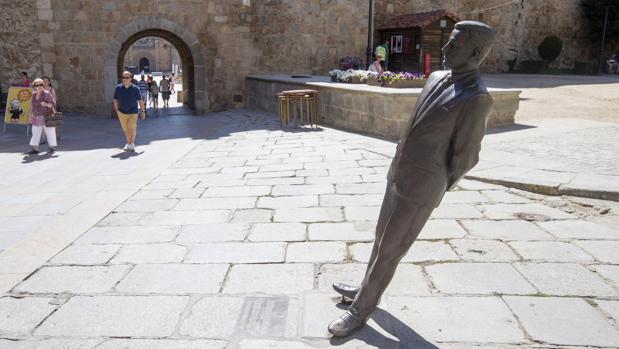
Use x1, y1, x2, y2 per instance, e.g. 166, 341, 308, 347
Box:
328, 21, 496, 337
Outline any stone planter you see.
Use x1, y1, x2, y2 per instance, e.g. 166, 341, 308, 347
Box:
348, 76, 364, 84
366, 76, 382, 87
384, 79, 427, 88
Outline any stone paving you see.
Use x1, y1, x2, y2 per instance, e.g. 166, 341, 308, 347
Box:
468, 118, 619, 201
1, 110, 619, 348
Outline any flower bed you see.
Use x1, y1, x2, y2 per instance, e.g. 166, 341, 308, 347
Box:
328, 70, 426, 88
380, 72, 426, 88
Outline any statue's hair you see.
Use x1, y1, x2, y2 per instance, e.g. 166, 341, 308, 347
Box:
454, 21, 496, 64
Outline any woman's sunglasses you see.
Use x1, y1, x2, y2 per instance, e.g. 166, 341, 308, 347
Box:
122, 76, 132, 79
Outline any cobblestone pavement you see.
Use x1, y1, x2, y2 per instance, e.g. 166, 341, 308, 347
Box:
469, 118, 619, 201
1, 110, 619, 348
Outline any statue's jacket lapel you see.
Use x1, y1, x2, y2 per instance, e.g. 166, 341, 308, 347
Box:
387, 70, 486, 207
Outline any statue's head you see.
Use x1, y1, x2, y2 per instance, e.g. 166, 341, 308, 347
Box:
442, 21, 496, 72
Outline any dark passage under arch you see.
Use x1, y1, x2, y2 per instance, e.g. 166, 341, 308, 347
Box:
117, 29, 195, 110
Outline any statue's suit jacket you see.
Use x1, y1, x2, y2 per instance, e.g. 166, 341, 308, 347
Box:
387, 69, 493, 207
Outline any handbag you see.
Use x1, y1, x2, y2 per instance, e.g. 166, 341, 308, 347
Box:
44, 107, 63, 127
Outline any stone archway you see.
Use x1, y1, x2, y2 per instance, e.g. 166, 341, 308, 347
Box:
138, 57, 151, 72
103, 17, 207, 114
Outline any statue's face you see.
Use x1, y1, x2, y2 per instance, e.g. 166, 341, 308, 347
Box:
442, 29, 473, 70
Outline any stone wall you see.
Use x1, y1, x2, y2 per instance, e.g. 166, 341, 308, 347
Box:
375, 0, 598, 72
0, 0, 42, 87
0, 0, 603, 115
246, 75, 520, 140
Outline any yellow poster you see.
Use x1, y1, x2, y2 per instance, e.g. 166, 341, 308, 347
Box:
4, 87, 33, 125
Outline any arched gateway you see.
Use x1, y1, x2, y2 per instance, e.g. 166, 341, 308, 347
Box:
103, 17, 208, 114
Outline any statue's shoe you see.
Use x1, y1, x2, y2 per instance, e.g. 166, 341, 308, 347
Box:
332, 282, 359, 300
328, 311, 365, 337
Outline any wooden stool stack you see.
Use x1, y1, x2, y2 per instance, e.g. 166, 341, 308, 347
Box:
276, 89, 318, 128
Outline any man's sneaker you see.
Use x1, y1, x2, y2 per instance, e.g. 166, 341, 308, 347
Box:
129, 143, 136, 152
47, 148, 55, 154
28, 148, 40, 155
123, 144, 130, 151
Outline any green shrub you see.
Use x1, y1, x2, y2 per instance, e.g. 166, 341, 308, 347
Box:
573, 60, 598, 75
538, 36, 563, 63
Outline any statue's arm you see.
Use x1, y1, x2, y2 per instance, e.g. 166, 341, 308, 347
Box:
446, 94, 493, 190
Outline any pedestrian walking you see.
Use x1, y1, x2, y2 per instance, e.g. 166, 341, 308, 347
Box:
368, 54, 383, 75
137, 75, 149, 115
160, 75, 171, 108
113, 71, 145, 152
28, 78, 57, 154
169, 74, 175, 94
150, 79, 159, 110
21, 72, 31, 87
41, 76, 59, 142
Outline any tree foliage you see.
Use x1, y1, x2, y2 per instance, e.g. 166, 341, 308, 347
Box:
538, 36, 563, 62
580, 0, 619, 43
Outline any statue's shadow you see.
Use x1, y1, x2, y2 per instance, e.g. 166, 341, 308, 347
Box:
329, 303, 438, 349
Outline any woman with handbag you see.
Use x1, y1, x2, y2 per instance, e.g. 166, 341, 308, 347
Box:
28, 78, 58, 154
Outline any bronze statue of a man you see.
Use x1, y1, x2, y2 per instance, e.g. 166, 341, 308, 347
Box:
328, 21, 496, 337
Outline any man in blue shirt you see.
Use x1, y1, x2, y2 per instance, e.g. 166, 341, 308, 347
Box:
113, 71, 145, 152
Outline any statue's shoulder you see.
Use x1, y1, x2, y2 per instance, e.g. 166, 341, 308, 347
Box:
427, 70, 450, 82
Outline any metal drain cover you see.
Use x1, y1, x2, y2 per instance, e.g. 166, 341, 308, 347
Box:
234, 296, 289, 337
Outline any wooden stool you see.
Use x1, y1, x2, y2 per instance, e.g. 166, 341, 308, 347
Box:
276, 89, 319, 128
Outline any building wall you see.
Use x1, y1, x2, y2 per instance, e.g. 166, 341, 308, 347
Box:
375, 0, 597, 72
123, 38, 175, 73
0, 0, 604, 114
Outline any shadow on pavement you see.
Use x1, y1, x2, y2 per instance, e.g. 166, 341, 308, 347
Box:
486, 123, 536, 135
111, 151, 145, 160
0, 107, 299, 154
330, 304, 438, 348
21, 152, 59, 163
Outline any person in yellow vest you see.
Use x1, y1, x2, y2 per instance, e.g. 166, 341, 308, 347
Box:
375, 41, 389, 70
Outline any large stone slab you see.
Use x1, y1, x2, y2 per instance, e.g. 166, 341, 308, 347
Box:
179, 296, 244, 338
175, 197, 257, 210
514, 262, 616, 297
75, 226, 179, 244
426, 263, 536, 295
386, 296, 525, 343
417, 219, 467, 240
185, 242, 285, 263
248, 223, 307, 242
308, 222, 374, 241
460, 220, 554, 240
139, 210, 230, 225
223, 264, 314, 294
592, 264, 619, 289
274, 207, 343, 223
508, 241, 594, 263
450, 239, 519, 262
0, 297, 57, 336
504, 296, 619, 347
14, 266, 130, 294
478, 203, 574, 220
111, 243, 187, 264
0, 339, 102, 348
285, 242, 347, 263
574, 240, 619, 263
538, 220, 619, 239
49, 244, 120, 265
176, 223, 250, 242
35, 296, 188, 337
115, 264, 229, 294
98, 339, 226, 349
